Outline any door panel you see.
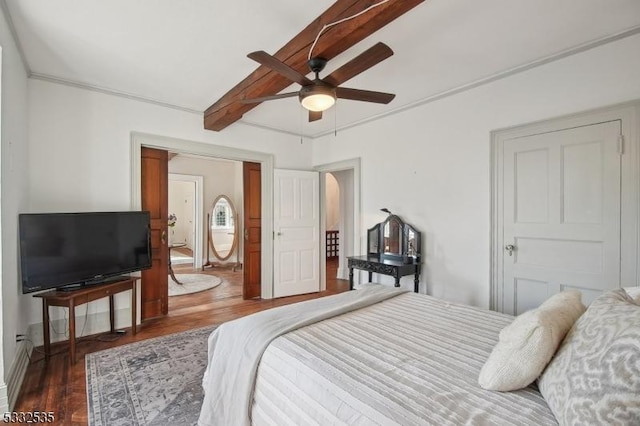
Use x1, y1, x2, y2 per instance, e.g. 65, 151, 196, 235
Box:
243, 162, 261, 299
141, 147, 169, 319
502, 121, 621, 315
184, 191, 195, 249
273, 169, 320, 298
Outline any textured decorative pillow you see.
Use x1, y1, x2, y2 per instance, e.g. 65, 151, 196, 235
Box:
538, 289, 640, 426
478, 290, 585, 391
624, 286, 640, 303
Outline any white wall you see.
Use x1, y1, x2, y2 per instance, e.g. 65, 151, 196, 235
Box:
313, 34, 640, 308
25, 79, 312, 332
0, 5, 30, 410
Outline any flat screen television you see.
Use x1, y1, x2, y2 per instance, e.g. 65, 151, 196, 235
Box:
19, 211, 152, 293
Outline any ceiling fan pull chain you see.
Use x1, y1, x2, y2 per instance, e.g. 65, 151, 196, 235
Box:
334, 102, 338, 137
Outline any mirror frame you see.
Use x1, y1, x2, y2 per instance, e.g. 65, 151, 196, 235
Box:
367, 214, 421, 262
209, 194, 238, 261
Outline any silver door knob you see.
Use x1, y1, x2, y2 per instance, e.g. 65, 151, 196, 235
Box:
505, 244, 515, 256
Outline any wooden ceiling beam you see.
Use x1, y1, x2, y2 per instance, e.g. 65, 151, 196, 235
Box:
204, 0, 424, 131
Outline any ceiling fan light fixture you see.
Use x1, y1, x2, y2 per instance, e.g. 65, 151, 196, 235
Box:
301, 93, 335, 112
299, 85, 336, 112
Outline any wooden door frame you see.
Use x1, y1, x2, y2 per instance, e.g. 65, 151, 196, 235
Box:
130, 132, 276, 299
315, 158, 361, 291
490, 101, 640, 311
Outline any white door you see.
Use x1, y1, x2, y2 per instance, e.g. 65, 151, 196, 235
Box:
501, 121, 621, 314
273, 169, 320, 298
184, 191, 195, 249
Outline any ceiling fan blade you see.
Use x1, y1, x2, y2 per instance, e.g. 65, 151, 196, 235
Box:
336, 87, 395, 104
323, 42, 393, 87
247, 51, 313, 86
309, 110, 323, 122
240, 91, 299, 104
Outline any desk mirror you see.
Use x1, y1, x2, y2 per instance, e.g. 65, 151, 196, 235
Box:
383, 216, 402, 255
209, 195, 237, 261
367, 214, 421, 262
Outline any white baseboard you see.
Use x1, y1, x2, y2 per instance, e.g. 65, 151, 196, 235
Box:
0, 383, 7, 414
27, 307, 134, 347
2, 340, 31, 412
336, 266, 349, 281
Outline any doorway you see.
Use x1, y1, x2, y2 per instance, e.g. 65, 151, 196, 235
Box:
491, 103, 640, 314
166, 156, 243, 309
131, 133, 276, 323
317, 158, 361, 290
168, 173, 204, 269
325, 173, 340, 283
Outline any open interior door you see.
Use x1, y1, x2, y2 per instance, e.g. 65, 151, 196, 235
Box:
243, 161, 262, 299
273, 169, 320, 298
141, 147, 169, 319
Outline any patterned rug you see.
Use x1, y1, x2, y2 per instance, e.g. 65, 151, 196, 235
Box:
86, 326, 215, 426
168, 274, 222, 297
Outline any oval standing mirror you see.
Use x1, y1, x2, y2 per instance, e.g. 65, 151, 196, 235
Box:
209, 195, 237, 261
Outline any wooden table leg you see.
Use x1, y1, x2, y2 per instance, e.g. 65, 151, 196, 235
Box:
131, 280, 137, 335
368, 271, 373, 283
68, 299, 76, 364
414, 269, 420, 293
109, 294, 115, 333
42, 300, 50, 360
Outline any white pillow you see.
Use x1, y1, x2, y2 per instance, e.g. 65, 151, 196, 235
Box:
624, 286, 640, 303
478, 291, 585, 391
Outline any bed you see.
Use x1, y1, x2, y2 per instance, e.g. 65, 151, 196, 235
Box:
251, 291, 557, 426
198, 285, 560, 426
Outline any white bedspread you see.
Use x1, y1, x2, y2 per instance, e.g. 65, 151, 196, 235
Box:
197, 285, 407, 426
252, 292, 557, 425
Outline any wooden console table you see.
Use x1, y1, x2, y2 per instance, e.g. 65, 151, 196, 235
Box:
348, 255, 421, 293
34, 277, 137, 364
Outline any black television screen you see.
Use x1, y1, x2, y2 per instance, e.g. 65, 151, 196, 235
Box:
19, 211, 152, 293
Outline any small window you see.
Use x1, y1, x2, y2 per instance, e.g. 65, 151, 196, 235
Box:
212, 198, 234, 229
215, 205, 227, 227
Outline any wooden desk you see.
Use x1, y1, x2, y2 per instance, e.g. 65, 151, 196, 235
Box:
34, 278, 137, 364
347, 255, 421, 293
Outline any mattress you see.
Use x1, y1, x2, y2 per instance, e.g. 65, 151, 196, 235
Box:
252, 292, 557, 425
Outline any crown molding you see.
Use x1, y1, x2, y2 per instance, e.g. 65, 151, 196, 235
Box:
309, 24, 640, 139
0, 0, 31, 76
237, 119, 311, 139
29, 72, 202, 114
19, 21, 640, 140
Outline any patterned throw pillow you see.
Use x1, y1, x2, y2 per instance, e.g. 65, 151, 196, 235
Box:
538, 289, 640, 426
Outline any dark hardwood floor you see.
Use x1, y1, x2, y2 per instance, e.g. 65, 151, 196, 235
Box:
15, 258, 348, 425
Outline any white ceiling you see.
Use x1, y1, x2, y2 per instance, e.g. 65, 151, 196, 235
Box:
5, 0, 640, 138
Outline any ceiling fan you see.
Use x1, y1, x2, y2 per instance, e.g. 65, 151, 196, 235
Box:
240, 42, 396, 122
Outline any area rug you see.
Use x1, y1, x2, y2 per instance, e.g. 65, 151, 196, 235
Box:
170, 252, 193, 265
86, 326, 215, 426
168, 274, 222, 297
